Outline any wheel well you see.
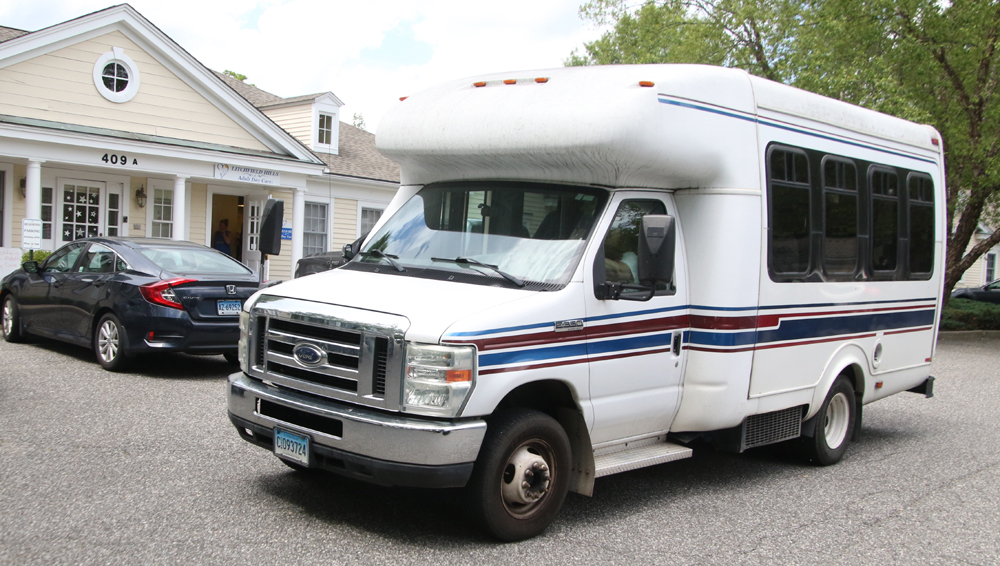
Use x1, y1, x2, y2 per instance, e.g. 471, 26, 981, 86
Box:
492, 380, 596, 496
840, 363, 865, 398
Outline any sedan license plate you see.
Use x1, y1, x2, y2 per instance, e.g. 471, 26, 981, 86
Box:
274, 428, 310, 466
217, 299, 241, 316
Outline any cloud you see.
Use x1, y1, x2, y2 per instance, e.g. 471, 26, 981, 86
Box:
0, 0, 599, 131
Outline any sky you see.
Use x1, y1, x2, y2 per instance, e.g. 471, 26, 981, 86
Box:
0, 1, 604, 132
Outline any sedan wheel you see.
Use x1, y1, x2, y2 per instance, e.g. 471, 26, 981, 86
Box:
2, 296, 25, 343
95, 314, 130, 371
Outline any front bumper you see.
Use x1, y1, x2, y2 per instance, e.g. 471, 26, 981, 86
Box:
227, 372, 487, 487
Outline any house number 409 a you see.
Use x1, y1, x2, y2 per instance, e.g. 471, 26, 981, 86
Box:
102, 153, 138, 166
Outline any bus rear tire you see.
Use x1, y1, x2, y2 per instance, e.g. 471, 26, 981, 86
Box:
801, 375, 855, 465
467, 408, 571, 541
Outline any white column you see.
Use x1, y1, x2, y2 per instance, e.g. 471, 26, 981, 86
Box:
172, 175, 187, 241
291, 187, 306, 272
24, 159, 44, 222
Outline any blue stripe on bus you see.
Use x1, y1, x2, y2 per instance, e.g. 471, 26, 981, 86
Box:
657, 97, 938, 165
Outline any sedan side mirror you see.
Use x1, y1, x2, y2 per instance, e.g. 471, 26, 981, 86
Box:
22, 260, 39, 274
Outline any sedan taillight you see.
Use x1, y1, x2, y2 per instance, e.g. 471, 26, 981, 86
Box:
140, 278, 197, 309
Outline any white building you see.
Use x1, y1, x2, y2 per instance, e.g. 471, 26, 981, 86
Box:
0, 5, 399, 279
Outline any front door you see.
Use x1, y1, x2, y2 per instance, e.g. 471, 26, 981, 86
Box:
57, 180, 119, 244
242, 197, 264, 275
583, 193, 688, 445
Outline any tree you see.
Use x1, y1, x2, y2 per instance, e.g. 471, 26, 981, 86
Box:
223, 70, 248, 81
353, 112, 367, 132
570, 0, 1000, 304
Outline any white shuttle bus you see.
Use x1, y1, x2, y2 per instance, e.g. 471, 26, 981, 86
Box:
228, 65, 943, 540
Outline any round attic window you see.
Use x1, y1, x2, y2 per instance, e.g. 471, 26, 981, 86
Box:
93, 47, 140, 103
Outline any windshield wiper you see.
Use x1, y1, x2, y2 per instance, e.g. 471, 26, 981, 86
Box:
360, 249, 405, 272
431, 257, 525, 287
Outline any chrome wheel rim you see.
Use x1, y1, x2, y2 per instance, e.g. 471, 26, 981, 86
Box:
98, 320, 120, 363
824, 392, 851, 449
500, 440, 555, 519
2, 299, 12, 337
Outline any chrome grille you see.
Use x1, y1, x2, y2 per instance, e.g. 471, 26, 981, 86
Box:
248, 295, 406, 412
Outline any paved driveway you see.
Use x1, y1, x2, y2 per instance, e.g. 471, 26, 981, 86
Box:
0, 335, 997, 565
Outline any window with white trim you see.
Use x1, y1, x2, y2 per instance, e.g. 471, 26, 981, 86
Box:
360, 207, 383, 235
151, 188, 173, 239
303, 202, 328, 256
987, 253, 997, 283
93, 48, 140, 103
318, 114, 334, 146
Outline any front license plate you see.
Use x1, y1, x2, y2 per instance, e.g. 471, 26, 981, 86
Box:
217, 299, 241, 316
274, 428, 309, 466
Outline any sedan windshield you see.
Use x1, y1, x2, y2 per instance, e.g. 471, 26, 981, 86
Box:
138, 247, 252, 275
359, 182, 607, 287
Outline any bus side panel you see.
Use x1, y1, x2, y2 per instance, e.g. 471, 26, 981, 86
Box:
671, 191, 762, 432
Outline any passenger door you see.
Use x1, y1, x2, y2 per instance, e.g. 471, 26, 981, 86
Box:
18, 243, 86, 336
583, 193, 688, 445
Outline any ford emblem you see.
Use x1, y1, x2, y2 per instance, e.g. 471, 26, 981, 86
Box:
292, 343, 326, 367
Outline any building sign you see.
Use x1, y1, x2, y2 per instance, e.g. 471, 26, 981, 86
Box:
281, 219, 292, 240
22, 219, 42, 250
214, 163, 281, 186
0, 247, 22, 279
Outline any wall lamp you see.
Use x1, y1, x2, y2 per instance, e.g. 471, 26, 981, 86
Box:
135, 185, 147, 208
19, 178, 25, 198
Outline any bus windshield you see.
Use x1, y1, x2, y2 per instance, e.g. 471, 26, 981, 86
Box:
359, 182, 608, 287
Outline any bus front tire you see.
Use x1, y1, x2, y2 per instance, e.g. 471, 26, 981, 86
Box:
467, 408, 572, 542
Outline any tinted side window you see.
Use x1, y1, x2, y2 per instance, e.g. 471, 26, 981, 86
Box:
908, 174, 934, 277
44, 243, 85, 273
870, 167, 899, 273
80, 243, 117, 273
822, 158, 858, 276
769, 148, 811, 275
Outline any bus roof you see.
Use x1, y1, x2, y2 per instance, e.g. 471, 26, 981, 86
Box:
377, 64, 940, 190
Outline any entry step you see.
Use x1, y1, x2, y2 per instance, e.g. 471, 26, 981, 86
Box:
593, 436, 693, 478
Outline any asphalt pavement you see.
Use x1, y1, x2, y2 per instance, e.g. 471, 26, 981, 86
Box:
0, 334, 997, 565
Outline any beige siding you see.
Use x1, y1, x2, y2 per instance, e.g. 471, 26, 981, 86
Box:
0, 31, 270, 151
332, 198, 357, 248
189, 183, 207, 245
262, 105, 312, 149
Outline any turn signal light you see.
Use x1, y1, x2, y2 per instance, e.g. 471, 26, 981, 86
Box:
140, 278, 196, 309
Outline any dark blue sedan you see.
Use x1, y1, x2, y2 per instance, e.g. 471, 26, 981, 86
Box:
1, 238, 260, 371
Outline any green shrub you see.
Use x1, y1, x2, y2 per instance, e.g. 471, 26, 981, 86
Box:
940, 298, 1000, 331
20, 250, 52, 264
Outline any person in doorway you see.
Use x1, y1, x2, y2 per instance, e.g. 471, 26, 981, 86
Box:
213, 219, 233, 256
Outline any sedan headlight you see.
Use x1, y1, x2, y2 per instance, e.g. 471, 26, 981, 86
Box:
402, 343, 476, 417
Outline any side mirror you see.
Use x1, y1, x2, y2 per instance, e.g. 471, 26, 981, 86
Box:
637, 215, 675, 285
342, 242, 355, 260
22, 260, 39, 274
258, 199, 284, 256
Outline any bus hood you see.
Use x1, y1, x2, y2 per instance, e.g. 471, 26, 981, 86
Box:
252, 268, 538, 343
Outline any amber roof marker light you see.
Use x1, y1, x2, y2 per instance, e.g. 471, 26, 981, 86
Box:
503, 79, 517, 85
535, 77, 549, 83
473, 81, 486, 88
639, 81, 655, 87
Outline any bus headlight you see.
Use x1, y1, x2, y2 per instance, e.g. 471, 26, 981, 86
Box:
402, 343, 476, 417
237, 310, 251, 372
